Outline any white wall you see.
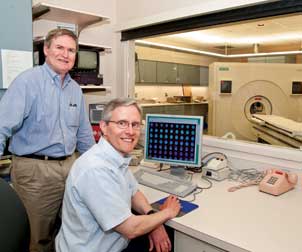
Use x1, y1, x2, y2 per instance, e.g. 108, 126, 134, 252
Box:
115, 0, 275, 30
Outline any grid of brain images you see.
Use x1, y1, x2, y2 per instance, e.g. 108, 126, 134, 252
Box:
147, 121, 197, 162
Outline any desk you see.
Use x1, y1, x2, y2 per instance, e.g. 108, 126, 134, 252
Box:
134, 168, 302, 252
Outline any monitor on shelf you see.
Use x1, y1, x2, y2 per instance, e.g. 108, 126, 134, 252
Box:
75, 50, 98, 71
71, 49, 103, 85
33, 41, 103, 85
144, 114, 203, 171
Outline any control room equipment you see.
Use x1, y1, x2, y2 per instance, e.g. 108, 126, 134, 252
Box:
202, 157, 229, 181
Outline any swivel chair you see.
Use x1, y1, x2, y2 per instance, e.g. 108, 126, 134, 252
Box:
0, 178, 30, 252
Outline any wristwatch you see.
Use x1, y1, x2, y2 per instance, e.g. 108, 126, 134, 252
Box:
146, 209, 156, 215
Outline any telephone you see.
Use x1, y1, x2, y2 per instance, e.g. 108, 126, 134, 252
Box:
259, 169, 298, 196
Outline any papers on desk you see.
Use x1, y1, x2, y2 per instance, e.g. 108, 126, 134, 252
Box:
151, 196, 199, 217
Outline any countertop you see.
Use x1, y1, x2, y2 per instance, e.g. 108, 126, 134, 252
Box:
132, 166, 302, 252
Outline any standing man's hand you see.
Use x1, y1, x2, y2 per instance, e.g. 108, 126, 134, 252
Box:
148, 224, 171, 252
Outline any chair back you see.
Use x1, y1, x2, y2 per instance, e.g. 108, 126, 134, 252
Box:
0, 178, 30, 252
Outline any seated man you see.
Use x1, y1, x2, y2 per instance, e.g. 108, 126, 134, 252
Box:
56, 98, 180, 252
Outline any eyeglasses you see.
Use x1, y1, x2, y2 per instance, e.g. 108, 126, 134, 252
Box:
107, 120, 142, 130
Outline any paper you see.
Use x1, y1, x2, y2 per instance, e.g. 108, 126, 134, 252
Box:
1, 49, 33, 88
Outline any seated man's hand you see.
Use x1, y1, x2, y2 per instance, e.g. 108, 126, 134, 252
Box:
148, 225, 171, 252
159, 195, 181, 218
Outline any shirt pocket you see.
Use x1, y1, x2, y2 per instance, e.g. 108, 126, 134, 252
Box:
67, 106, 80, 127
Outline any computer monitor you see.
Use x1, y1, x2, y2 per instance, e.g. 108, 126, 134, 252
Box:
144, 114, 203, 169
77, 50, 98, 70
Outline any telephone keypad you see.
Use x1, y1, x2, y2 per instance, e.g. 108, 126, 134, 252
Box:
267, 176, 278, 185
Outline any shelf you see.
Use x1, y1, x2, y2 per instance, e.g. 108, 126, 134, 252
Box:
33, 37, 111, 51
80, 85, 111, 91
79, 42, 111, 51
32, 2, 109, 32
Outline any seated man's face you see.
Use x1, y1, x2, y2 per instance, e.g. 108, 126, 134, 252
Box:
100, 105, 141, 156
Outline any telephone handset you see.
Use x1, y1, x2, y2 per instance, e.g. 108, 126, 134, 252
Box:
259, 169, 298, 196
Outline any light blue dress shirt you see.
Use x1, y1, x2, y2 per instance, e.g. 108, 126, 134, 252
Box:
0, 63, 95, 157
56, 138, 139, 252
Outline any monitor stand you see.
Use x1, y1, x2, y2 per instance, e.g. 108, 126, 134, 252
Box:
170, 165, 189, 180
157, 164, 190, 180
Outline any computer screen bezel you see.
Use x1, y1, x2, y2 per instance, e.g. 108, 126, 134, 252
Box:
144, 114, 203, 168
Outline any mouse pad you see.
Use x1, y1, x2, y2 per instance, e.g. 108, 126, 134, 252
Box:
151, 197, 199, 217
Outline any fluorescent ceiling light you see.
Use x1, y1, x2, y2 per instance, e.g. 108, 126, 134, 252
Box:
135, 40, 223, 57
135, 40, 302, 58
171, 31, 302, 45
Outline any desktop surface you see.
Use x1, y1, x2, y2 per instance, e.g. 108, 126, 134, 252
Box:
135, 167, 302, 252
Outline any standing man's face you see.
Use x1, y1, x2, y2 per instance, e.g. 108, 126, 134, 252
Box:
44, 35, 76, 78
100, 105, 141, 156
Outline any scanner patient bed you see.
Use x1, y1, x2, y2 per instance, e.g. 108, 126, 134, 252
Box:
250, 114, 302, 148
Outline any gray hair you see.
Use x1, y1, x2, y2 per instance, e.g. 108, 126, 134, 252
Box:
44, 28, 78, 49
102, 98, 142, 122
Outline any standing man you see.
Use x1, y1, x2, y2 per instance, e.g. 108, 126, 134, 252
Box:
0, 28, 95, 252
56, 98, 181, 252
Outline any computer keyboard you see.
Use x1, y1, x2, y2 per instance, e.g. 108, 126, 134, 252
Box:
134, 167, 197, 198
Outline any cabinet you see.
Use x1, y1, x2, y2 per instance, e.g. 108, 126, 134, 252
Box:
136, 59, 209, 86
32, 2, 112, 92
137, 60, 157, 83
164, 105, 185, 115
174, 231, 226, 252
157, 62, 178, 84
178, 64, 200, 85
200, 66, 209, 86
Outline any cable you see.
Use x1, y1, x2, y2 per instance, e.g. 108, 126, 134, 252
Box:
186, 187, 203, 202
201, 152, 228, 165
184, 171, 213, 202
186, 166, 203, 173
199, 176, 213, 190
227, 168, 266, 192
228, 168, 264, 184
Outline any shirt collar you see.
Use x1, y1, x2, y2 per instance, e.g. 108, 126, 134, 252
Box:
43, 62, 72, 88
97, 138, 132, 171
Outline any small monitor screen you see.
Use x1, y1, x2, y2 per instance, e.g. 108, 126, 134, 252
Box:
144, 114, 203, 167
292, 81, 302, 94
220, 80, 232, 93
89, 103, 106, 124
77, 50, 98, 69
